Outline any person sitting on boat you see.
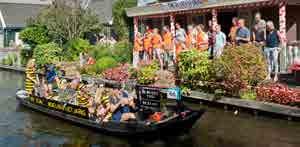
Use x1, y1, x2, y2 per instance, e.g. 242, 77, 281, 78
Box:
96, 92, 112, 122
76, 84, 91, 107
25, 59, 37, 96
109, 88, 136, 122
45, 64, 57, 97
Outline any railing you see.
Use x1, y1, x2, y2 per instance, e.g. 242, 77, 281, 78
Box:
280, 41, 300, 73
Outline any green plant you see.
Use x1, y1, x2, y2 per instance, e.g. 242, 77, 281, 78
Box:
64, 38, 91, 61
1, 53, 18, 66
89, 44, 112, 60
137, 61, 159, 85
19, 25, 50, 48
214, 44, 267, 96
112, 41, 132, 63
178, 50, 213, 89
33, 42, 63, 69
85, 57, 118, 75
240, 89, 257, 101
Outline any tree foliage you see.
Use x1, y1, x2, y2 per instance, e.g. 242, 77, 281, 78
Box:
64, 38, 91, 61
33, 42, 63, 69
19, 25, 50, 48
113, 0, 137, 40
32, 0, 102, 45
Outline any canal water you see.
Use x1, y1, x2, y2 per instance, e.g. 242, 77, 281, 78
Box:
1, 69, 300, 147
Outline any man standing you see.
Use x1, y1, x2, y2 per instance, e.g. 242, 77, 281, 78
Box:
175, 23, 187, 56
236, 19, 250, 45
252, 12, 266, 48
214, 25, 226, 58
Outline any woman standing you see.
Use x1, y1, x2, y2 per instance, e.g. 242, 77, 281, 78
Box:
265, 21, 283, 81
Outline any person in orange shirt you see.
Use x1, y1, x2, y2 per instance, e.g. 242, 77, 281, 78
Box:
186, 25, 196, 49
229, 17, 238, 44
162, 26, 174, 68
143, 25, 153, 61
152, 28, 163, 70
133, 32, 143, 67
196, 24, 209, 51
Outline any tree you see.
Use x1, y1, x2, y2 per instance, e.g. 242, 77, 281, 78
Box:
113, 0, 137, 41
32, 0, 102, 45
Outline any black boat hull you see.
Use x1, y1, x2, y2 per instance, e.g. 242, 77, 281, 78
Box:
16, 95, 205, 136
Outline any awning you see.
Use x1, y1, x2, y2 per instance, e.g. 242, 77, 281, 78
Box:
126, 0, 285, 18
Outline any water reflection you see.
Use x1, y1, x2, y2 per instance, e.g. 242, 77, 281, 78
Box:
1, 69, 300, 147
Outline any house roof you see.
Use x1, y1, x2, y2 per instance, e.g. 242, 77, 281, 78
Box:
0, 3, 45, 28
126, 0, 284, 17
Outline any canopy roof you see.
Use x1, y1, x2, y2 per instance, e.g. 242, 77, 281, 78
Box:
126, 0, 285, 18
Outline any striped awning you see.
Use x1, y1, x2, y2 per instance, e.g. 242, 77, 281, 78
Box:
126, 0, 285, 18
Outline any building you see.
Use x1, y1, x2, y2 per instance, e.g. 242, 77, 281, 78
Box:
0, 0, 51, 48
0, 0, 115, 48
126, 0, 300, 72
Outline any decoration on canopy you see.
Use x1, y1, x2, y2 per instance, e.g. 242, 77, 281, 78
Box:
162, 0, 206, 11
138, 0, 158, 6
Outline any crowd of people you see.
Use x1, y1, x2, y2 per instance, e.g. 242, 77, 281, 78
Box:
133, 12, 284, 81
25, 59, 137, 123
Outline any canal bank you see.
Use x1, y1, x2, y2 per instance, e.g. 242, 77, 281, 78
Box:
2, 69, 300, 146
2, 64, 300, 121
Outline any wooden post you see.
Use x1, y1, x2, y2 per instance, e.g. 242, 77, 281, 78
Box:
170, 14, 176, 59
279, 1, 287, 72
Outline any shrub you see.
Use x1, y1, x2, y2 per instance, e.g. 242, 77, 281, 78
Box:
178, 50, 213, 89
1, 53, 18, 66
19, 25, 50, 48
214, 44, 267, 96
33, 42, 63, 69
64, 38, 91, 61
89, 44, 112, 60
82, 57, 118, 75
112, 41, 132, 63
256, 82, 300, 105
240, 89, 257, 101
137, 61, 160, 85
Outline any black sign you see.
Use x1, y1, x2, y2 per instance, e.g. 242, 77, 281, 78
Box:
136, 86, 162, 110
28, 96, 89, 119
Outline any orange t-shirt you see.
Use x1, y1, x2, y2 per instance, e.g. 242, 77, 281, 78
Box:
134, 37, 143, 52
186, 33, 193, 49
163, 32, 173, 50
143, 33, 152, 52
152, 34, 162, 49
196, 32, 208, 51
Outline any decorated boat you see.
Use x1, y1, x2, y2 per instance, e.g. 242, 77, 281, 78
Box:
16, 85, 205, 136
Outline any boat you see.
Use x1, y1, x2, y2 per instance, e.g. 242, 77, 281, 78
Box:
16, 85, 205, 136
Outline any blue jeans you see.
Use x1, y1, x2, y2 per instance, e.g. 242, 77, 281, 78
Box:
264, 47, 280, 75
